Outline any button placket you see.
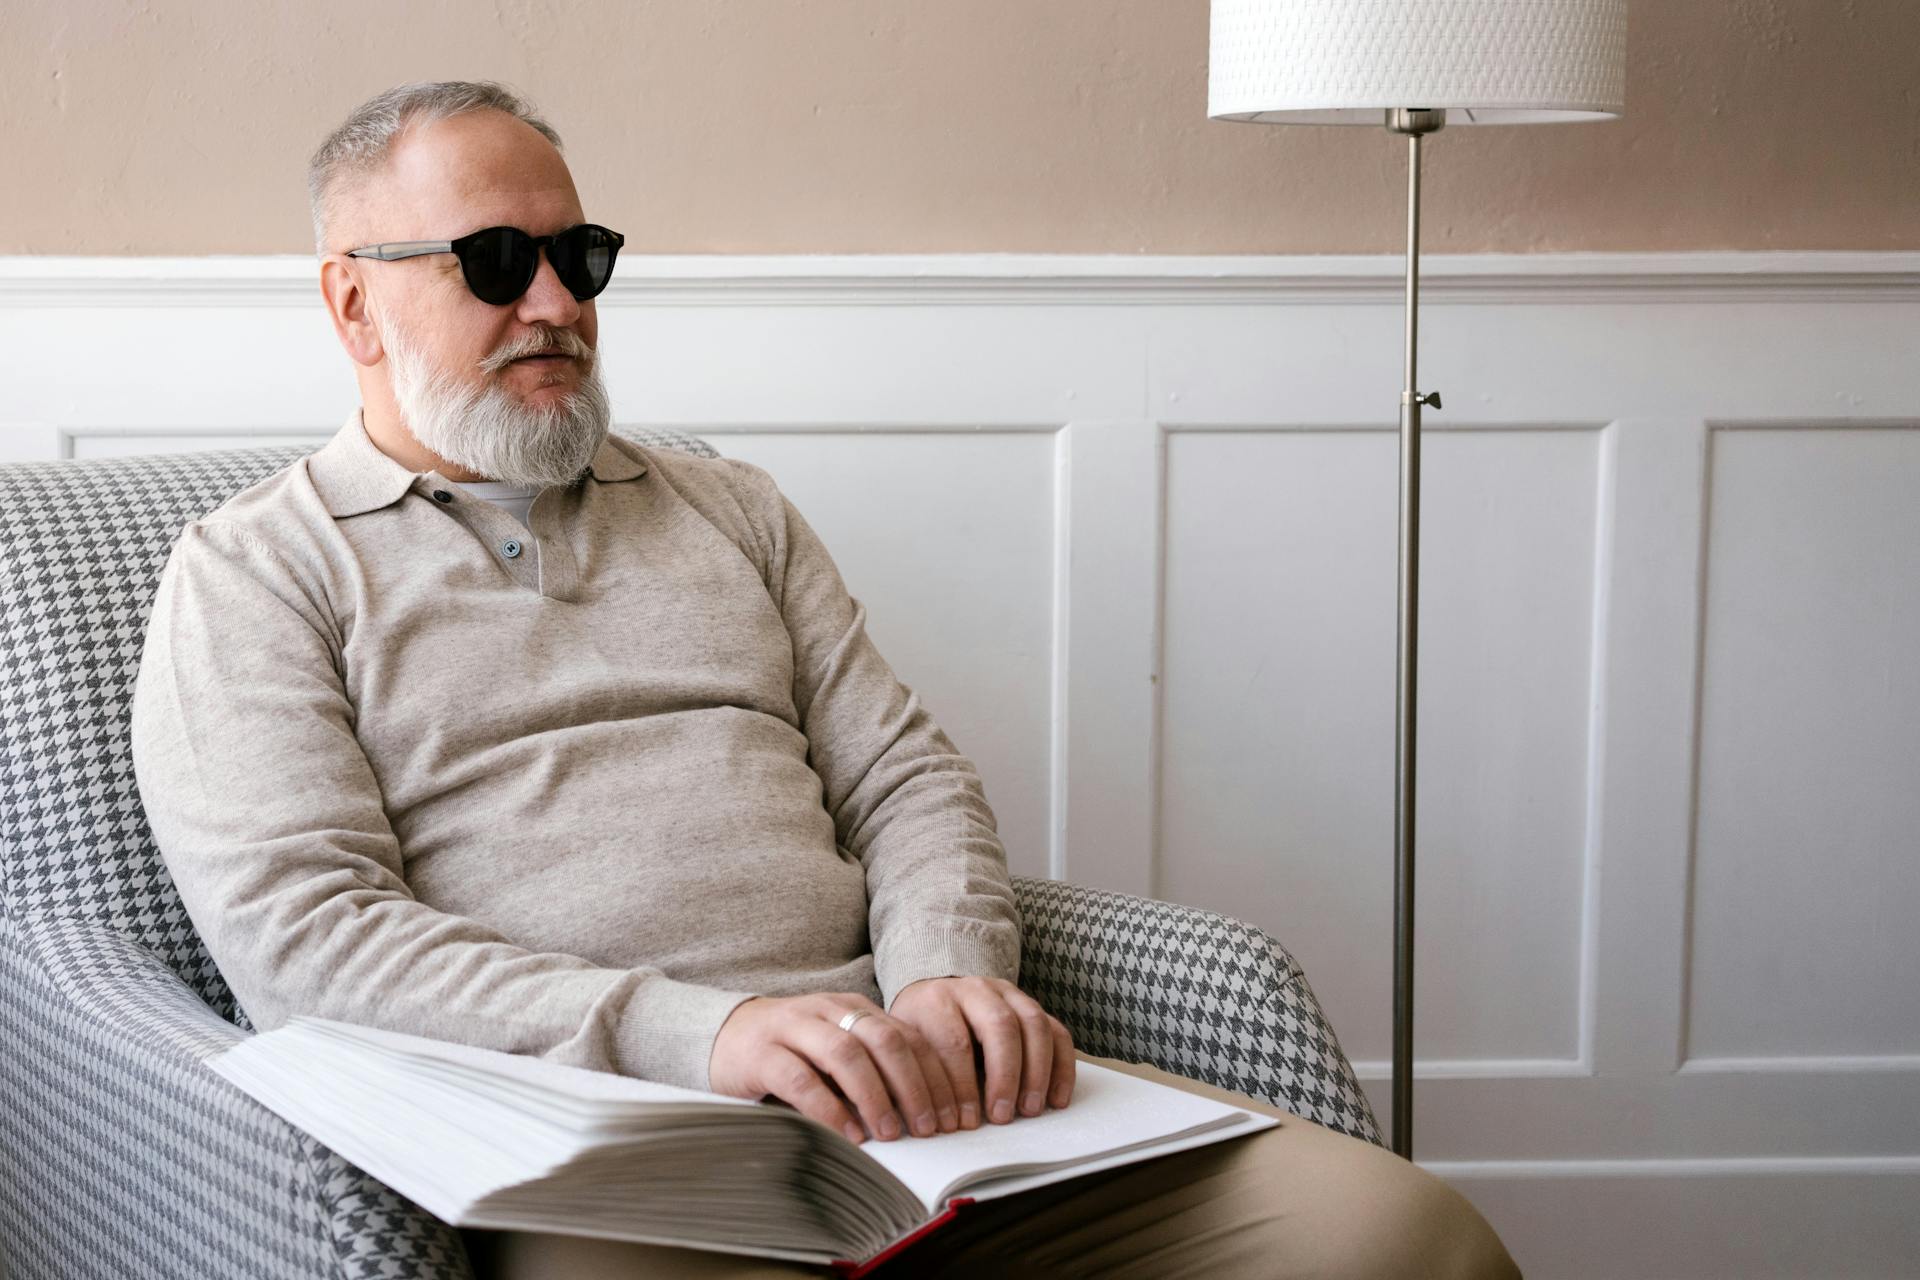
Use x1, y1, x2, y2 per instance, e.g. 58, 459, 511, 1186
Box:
420, 476, 542, 594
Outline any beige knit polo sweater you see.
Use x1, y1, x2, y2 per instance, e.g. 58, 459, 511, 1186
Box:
129, 409, 1021, 1091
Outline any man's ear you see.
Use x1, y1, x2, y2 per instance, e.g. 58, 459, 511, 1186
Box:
319, 255, 385, 368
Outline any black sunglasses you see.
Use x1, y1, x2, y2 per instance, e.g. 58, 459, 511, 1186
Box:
346, 223, 625, 305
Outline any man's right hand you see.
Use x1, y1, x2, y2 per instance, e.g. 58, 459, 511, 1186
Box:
709, 993, 962, 1145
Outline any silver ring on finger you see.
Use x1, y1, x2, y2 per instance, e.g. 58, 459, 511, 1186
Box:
837, 1009, 873, 1033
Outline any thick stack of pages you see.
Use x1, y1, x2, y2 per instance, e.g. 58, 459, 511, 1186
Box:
210, 1015, 1278, 1274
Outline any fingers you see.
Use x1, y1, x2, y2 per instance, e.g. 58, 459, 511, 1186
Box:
1047, 1016, 1076, 1109
716, 996, 937, 1144
959, 984, 1026, 1125
940, 980, 1077, 1122
778, 999, 957, 1142
840, 1009, 949, 1138
915, 998, 984, 1130
756, 1043, 865, 1144
789, 1007, 914, 1142
712, 987, 1078, 1148
1005, 989, 1055, 1118
898, 1019, 963, 1133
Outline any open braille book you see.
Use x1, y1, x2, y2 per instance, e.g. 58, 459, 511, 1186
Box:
208, 1015, 1280, 1275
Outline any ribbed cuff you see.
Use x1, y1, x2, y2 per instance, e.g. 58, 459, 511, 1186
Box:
875, 926, 1020, 1012
610, 974, 760, 1092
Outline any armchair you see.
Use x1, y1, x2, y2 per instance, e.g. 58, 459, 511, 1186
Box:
0, 432, 1380, 1280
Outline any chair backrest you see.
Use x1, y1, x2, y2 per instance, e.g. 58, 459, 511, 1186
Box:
0, 429, 722, 1023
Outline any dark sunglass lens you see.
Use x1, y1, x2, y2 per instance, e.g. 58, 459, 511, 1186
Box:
462, 227, 537, 305
553, 225, 619, 300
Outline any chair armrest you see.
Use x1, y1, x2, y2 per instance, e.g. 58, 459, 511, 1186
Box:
0, 911, 474, 1280
1010, 876, 1383, 1146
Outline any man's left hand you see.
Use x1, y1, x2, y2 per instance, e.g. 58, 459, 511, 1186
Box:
887, 976, 1076, 1129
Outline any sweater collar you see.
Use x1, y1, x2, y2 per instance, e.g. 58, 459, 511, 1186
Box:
308, 408, 647, 518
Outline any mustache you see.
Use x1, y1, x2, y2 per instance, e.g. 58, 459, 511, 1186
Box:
478, 326, 594, 374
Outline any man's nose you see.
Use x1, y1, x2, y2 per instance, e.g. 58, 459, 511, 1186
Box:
515, 247, 582, 327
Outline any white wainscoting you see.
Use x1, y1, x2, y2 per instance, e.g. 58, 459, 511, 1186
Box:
4, 252, 1917, 1278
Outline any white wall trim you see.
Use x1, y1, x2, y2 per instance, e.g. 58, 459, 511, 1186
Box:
2, 250, 1917, 308
1678, 1054, 1920, 1075
1426, 1155, 1920, 1180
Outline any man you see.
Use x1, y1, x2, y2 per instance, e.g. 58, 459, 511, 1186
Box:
130, 80, 1520, 1277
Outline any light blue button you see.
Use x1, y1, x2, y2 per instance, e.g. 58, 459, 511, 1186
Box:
502, 539, 522, 558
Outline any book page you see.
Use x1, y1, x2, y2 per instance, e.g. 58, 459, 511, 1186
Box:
206, 1017, 784, 1219
854, 1060, 1279, 1213
285, 1016, 756, 1109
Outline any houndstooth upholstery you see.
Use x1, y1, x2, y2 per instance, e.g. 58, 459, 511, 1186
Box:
0, 910, 472, 1280
0, 429, 1380, 1280
1014, 877, 1380, 1141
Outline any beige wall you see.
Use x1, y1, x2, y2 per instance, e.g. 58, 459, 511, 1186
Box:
6, 0, 1915, 256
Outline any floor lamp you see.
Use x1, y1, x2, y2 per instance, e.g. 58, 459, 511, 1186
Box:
1205, 0, 1627, 1160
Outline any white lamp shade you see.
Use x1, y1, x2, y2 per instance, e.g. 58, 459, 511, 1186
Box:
1208, 0, 1626, 124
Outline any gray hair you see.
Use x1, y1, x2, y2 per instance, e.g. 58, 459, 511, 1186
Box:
306, 80, 564, 256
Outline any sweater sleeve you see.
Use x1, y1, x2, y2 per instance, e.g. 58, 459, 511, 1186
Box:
720, 460, 1023, 1009
129, 520, 757, 1090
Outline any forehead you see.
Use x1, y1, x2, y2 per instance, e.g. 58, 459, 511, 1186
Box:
374, 109, 583, 238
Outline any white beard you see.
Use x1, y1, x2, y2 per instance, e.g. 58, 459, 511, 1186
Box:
379, 310, 613, 489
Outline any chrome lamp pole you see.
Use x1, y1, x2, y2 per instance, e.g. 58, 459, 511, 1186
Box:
1388, 104, 1443, 1160
1206, 0, 1626, 1162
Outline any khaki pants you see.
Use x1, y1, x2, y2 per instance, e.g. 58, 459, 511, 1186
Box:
462, 1052, 1522, 1279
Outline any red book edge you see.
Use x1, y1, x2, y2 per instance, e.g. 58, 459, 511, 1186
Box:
828, 1196, 977, 1278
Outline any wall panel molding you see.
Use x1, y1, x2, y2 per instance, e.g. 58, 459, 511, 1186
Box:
4, 250, 1920, 309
